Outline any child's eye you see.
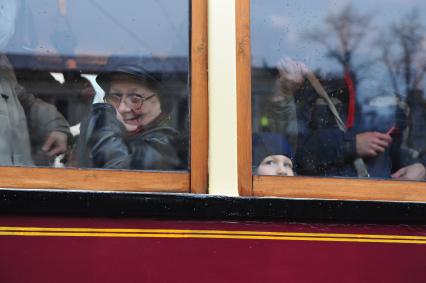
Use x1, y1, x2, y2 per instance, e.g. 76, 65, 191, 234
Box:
265, 160, 274, 165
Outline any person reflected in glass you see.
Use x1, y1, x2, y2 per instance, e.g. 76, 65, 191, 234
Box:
253, 132, 295, 176
78, 62, 185, 170
275, 58, 425, 180
259, 58, 304, 151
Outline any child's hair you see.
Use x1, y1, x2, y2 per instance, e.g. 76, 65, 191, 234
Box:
252, 132, 293, 168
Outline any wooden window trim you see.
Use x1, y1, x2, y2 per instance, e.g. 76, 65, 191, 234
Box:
235, 0, 426, 202
190, 0, 209, 194
0, 0, 208, 194
236, 0, 252, 196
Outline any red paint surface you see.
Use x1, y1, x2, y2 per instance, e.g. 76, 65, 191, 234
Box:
0, 216, 425, 283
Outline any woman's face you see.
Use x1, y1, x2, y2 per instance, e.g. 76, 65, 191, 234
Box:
256, 155, 294, 176
108, 76, 161, 129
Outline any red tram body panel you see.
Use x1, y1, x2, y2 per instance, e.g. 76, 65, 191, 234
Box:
1, 214, 425, 283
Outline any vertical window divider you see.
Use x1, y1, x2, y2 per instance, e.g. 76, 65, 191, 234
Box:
190, 0, 209, 194
236, 0, 253, 196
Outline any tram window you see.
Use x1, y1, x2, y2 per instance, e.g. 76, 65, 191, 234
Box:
237, 0, 426, 201
0, 0, 208, 193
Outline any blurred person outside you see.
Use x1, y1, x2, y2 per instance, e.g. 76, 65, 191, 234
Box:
275, 58, 425, 180
259, 58, 301, 151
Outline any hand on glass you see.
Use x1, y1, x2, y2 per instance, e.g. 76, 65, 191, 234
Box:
392, 163, 426, 181
356, 131, 392, 157
275, 57, 309, 96
42, 131, 68, 157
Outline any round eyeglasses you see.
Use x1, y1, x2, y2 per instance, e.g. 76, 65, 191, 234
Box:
104, 93, 156, 109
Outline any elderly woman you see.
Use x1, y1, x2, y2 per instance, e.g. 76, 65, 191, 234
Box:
78, 62, 185, 170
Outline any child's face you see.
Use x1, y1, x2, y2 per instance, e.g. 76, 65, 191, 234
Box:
257, 155, 294, 176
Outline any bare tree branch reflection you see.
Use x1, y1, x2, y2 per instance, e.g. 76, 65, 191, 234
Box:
376, 9, 426, 100
304, 4, 373, 82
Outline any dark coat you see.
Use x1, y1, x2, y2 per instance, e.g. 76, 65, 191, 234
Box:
78, 103, 186, 170
294, 79, 415, 178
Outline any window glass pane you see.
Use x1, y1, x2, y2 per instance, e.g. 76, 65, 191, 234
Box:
251, 0, 426, 181
1, 0, 189, 171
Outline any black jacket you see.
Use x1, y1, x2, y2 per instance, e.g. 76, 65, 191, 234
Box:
294, 79, 414, 178
78, 103, 186, 170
